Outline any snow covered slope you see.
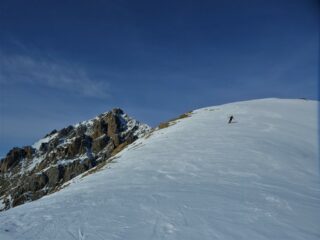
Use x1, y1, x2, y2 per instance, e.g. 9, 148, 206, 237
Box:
0, 98, 319, 240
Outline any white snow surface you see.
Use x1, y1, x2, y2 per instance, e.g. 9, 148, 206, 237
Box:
0, 98, 319, 240
32, 133, 58, 150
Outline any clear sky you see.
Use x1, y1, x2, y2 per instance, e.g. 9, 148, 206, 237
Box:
0, 0, 319, 156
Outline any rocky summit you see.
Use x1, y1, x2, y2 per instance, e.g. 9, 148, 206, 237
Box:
0, 108, 150, 210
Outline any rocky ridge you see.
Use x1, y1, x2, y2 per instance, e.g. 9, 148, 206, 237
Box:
0, 108, 150, 210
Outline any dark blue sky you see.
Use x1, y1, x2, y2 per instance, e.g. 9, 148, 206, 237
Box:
0, 0, 319, 156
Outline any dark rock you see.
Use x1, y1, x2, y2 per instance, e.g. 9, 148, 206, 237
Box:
23, 173, 48, 192
110, 134, 120, 147
63, 159, 96, 182
76, 125, 87, 136
66, 136, 82, 158
66, 134, 92, 158
123, 133, 137, 145
92, 119, 108, 139
45, 165, 65, 187
112, 108, 124, 115
106, 113, 121, 135
45, 129, 58, 138
48, 138, 60, 151
0, 147, 35, 173
39, 142, 48, 152
111, 134, 136, 156
12, 193, 29, 207
92, 135, 110, 153
58, 125, 74, 138
82, 135, 93, 151
23, 146, 35, 159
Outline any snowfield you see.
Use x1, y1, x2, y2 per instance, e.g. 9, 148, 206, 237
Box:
0, 98, 319, 240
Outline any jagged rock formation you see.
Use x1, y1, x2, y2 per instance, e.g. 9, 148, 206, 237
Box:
0, 108, 150, 210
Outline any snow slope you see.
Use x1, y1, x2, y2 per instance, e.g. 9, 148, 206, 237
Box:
0, 98, 319, 240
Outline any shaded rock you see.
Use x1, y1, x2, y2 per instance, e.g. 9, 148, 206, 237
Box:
39, 142, 48, 152
47, 138, 60, 152
63, 159, 96, 182
66, 135, 91, 158
76, 125, 87, 136
111, 134, 136, 156
45, 165, 65, 187
58, 125, 74, 138
92, 135, 110, 153
106, 113, 121, 135
45, 129, 58, 138
112, 108, 124, 115
12, 193, 30, 208
23, 146, 35, 159
92, 120, 108, 139
0, 146, 35, 173
111, 134, 121, 147
23, 173, 48, 192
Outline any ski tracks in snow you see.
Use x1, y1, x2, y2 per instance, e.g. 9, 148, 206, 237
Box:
78, 228, 85, 240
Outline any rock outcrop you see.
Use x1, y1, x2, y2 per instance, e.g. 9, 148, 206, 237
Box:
0, 108, 150, 210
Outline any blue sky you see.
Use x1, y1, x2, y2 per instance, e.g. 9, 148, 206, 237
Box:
0, 0, 319, 156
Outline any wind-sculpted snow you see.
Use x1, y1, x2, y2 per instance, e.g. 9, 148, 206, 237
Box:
0, 98, 319, 240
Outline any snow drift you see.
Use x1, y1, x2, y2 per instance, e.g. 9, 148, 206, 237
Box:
0, 98, 319, 240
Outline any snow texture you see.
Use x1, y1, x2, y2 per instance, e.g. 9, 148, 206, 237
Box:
0, 98, 319, 240
32, 133, 58, 151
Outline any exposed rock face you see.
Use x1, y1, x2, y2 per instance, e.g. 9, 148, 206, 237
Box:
0, 147, 35, 173
92, 135, 110, 153
0, 108, 150, 210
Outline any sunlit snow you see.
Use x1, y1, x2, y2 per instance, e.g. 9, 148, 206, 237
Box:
0, 98, 319, 240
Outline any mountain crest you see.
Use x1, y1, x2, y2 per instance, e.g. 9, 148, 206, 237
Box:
0, 108, 150, 210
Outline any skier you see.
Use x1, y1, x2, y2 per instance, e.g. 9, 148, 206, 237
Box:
228, 115, 234, 124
